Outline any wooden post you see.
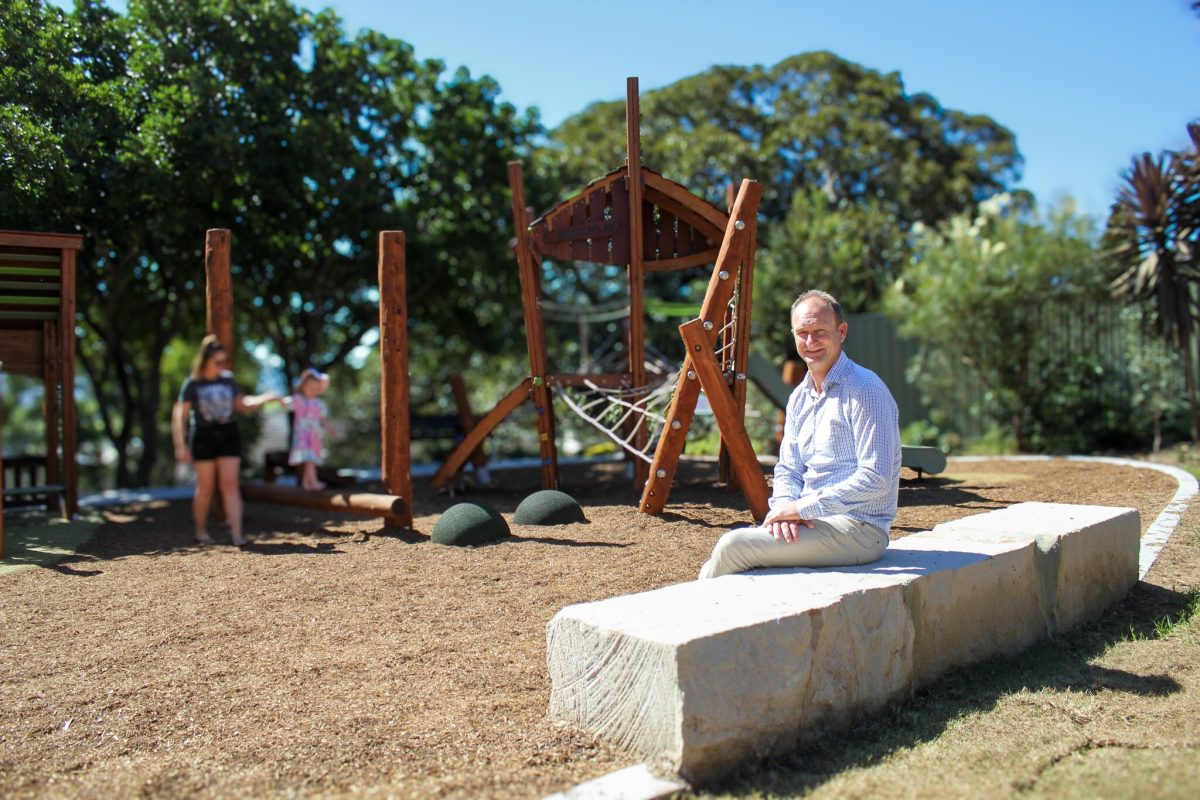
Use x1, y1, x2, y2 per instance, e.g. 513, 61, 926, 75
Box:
724, 190, 758, 492
42, 322, 60, 491
508, 161, 558, 489
448, 373, 489, 477
205, 229, 234, 365
718, 183, 737, 485
378, 231, 413, 530
59, 245, 77, 517
626, 77, 649, 489
679, 320, 769, 521
640, 180, 763, 515
203, 229, 233, 526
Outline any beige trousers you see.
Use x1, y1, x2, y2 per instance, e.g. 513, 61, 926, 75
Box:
698, 514, 888, 579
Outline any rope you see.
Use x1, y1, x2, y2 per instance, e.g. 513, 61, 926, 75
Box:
551, 371, 678, 463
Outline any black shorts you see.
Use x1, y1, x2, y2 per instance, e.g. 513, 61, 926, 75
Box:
190, 422, 242, 461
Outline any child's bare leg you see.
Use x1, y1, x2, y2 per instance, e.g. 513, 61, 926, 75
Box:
304, 462, 326, 491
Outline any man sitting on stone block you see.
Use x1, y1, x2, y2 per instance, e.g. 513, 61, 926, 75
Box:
699, 290, 901, 578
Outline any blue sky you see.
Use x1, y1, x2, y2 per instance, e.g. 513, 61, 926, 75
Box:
57, 0, 1200, 220
325, 0, 1199, 221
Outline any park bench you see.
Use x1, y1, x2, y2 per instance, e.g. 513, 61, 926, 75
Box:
1, 454, 67, 510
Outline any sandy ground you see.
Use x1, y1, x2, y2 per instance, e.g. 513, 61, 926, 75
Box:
0, 457, 1185, 798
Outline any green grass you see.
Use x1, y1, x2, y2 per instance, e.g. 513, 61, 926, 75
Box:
1, 510, 104, 575
692, 578, 1200, 799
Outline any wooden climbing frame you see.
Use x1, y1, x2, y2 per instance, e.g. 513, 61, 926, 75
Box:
639, 180, 769, 520
432, 79, 764, 519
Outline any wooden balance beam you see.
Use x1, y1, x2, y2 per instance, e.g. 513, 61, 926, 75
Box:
240, 482, 408, 528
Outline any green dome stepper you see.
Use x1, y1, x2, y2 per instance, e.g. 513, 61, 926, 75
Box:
431, 501, 511, 546
513, 489, 587, 526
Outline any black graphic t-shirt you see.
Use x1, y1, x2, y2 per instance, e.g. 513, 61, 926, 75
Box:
179, 374, 238, 428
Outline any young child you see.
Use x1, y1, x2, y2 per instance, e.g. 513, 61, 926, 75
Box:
283, 367, 331, 491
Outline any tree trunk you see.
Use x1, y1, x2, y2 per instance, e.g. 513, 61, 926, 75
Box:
1185, 328, 1200, 443
1012, 410, 1026, 453
133, 324, 171, 487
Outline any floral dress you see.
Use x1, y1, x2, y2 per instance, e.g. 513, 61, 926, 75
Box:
288, 394, 327, 466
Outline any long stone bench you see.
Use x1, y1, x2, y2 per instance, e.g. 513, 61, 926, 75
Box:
546, 502, 1139, 785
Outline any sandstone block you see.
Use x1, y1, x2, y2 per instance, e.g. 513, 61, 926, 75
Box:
546, 503, 1140, 785
928, 502, 1139, 633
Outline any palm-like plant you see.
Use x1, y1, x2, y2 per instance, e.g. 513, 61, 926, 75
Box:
1108, 123, 1200, 441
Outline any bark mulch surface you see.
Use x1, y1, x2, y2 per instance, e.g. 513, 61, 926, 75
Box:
0, 457, 1184, 799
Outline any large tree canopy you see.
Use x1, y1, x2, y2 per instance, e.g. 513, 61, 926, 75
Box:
536, 53, 1023, 354
1, 0, 538, 486
543, 54, 1021, 222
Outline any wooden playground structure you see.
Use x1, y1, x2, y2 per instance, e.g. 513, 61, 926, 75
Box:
203, 228, 414, 529
0, 230, 82, 557
430, 78, 769, 520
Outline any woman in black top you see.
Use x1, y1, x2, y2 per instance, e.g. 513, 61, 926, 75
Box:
172, 335, 279, 545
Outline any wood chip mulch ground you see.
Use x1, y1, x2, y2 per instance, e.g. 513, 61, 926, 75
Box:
0, 457, 1185, 799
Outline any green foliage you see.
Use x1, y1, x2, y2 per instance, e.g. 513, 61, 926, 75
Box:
958, 426, 1017, 456
1, 0, 539, 487
0, 373, 47, 455
900, 419, 954, 452
757, 187, 910, 356
1105, 123, 1200, 441
884, 196, 1122, 452
538, 52, 1023, 361
541, 53, 1020, 223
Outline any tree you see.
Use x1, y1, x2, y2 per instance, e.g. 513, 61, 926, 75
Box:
1107, 123, 1200, 441
1, 0, 539, 487
541, 54, 1021, 223
884, 196, 1114, 452
535, 53, 1023, 358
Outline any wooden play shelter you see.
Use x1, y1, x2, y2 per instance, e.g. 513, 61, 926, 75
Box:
0, 230, 82, 556
431, 78, 770, 520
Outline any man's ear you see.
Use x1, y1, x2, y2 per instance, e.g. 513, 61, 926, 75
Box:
839, 321, 848, 342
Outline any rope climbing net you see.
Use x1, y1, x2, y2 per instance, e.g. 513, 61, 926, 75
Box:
549, 293, 745, 464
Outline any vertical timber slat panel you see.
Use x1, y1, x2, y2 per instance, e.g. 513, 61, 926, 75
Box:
42, 321, 60, 492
